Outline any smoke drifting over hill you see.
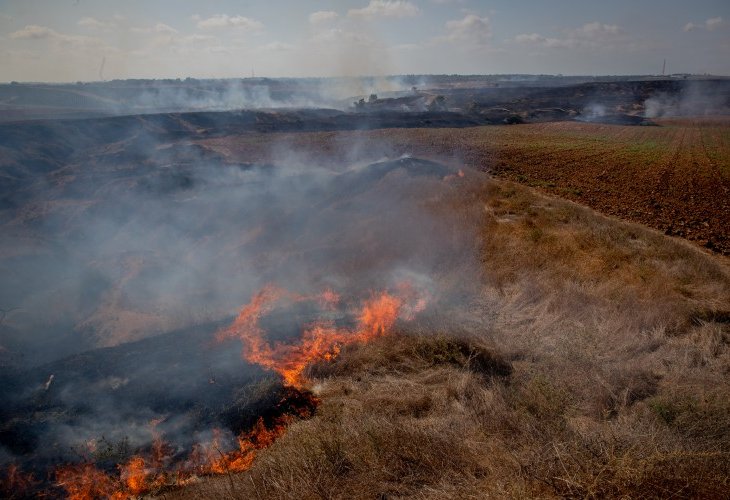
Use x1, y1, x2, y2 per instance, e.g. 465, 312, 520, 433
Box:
0, 110, 478, 494
1, 134, 473, 362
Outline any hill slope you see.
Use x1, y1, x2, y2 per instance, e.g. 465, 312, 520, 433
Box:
175, 176, 730, 499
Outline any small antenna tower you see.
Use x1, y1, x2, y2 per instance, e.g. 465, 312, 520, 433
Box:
662, 59, 666, 76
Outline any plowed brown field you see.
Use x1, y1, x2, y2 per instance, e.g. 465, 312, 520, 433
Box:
202, 117, 730, 255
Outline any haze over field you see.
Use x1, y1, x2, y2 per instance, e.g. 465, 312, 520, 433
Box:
1, 2, 730, 499
0, 0, 729, 82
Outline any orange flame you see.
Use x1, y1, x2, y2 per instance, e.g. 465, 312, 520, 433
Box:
217, 286, 423, 388
206, 417, 288, 474
55, 464, 121, 500
120, 456, 148, 496
50, 284, 424, 497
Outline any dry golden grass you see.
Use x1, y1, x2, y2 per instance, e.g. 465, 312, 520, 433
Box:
171, 175, 730, 500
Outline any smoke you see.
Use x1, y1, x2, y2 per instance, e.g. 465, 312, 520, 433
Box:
644, 80, 730, 118
576, 103, 607, 122
121, 79, 330, 112
0, 111, 481, 482
0, 77, 440, 123
1, 140, 473, 361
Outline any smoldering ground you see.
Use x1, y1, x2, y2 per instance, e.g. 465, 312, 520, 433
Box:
643, 79, 730, 117
0, 111, 481, 488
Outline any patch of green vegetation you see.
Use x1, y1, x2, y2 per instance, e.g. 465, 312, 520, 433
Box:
558, 186, 583, 197
649, 398, 680, 425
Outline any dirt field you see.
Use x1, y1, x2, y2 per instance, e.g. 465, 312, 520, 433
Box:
202, 117, 730, 255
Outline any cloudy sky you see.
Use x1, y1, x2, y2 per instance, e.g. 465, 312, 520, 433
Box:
0, 0, 728, 82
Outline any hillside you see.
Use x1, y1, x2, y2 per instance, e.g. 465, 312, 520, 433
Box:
174, 175, 730, 499
0, 108, 728, 499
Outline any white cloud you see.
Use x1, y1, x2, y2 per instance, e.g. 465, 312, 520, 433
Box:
513, 33, 541, 44
207, 46, 230, 54
187, 34, 217, 44
683, 17, 725, 32
309, 11, 339, 25
78, 17, 113, 30
195, 14, 264, 31
10, 25, 57, 40
260, 41, 296, 51
575, 22, 621, 36
440, 14, 491, 46
514, 21, 623, 49
9, 24, 107, 50
348, 1, 420, 20
706, 17, 724, 31
311, 27, 375, 46
514, 33, 574, 48
154, 23, 178, 34
131, 23, 179, 34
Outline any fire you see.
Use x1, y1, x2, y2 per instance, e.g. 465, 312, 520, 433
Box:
357, 292, 402, 338
55, 457, 157, 499
207, 417, 287, 474
443, 168, 465, 181
217, 285, 425, 388
47, 284, 423, 498
120, 456, 148, 495
55, 464, 121, 500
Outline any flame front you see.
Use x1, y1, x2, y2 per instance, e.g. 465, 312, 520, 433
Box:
50, 284, 424, 499
55, 464, 122, 500
217, 285, 421, 388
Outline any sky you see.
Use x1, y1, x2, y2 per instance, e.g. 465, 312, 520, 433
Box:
0, 0, 728, 82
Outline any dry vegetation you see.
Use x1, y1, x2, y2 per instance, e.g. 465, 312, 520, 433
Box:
201, 117, 730, 254
172, 175, 730, 499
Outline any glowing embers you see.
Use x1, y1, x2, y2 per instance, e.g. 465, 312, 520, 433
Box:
217, 283, 428, 388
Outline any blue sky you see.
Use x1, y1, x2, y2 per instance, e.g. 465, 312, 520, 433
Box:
0, 0, 728, 81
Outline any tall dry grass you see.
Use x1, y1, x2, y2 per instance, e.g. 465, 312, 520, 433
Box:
172, 175, 730, 499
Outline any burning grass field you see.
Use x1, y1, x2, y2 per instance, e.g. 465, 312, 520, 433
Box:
1, 110, 729, 498
202, 116, 730, 255
173, 174, 730, 499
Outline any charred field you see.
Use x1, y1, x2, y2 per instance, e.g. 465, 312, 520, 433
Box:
0, 77, 729, 499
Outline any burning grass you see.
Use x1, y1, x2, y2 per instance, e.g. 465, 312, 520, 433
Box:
3, 283, 430, 498
216, 284, 426, 388
40, 386, 320, 499
2, 152, 728, 497
46, 387, 320, 499
173, 176, 730, 499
